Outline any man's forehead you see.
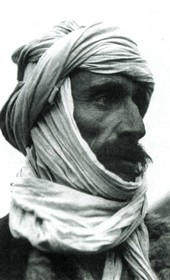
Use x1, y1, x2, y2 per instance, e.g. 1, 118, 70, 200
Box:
70, 69, 142, 95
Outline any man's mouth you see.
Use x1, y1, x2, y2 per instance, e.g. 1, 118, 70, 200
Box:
93, 140, 152, 182
100, 158, 142, 182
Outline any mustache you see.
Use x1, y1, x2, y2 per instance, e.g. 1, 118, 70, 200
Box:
94, 139, 152, 173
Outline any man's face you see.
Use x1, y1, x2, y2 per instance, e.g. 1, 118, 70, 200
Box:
70, 70, 150, 182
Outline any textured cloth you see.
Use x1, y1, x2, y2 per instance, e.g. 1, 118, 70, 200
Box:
0, 21, 154, 155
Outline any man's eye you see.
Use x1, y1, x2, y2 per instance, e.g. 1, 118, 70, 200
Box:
96, 95, 111, 104
94, 93, 120, 106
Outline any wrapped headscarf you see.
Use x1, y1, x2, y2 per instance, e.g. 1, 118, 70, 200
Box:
0, 21, 157, 280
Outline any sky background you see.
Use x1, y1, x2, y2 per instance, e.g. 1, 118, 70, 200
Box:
0, 0, 170, 217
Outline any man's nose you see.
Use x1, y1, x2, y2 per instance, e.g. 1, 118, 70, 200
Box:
118, 98, 146, 141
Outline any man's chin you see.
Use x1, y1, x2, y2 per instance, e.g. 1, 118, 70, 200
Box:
101, 160, 142, 182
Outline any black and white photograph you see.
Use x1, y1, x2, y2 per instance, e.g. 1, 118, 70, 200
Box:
0, 1, 170, 279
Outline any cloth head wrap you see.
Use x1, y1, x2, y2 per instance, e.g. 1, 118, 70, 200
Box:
0, 21, 157, 279
0, 20, 154, 155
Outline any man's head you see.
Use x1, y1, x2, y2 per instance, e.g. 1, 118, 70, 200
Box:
0, 21, 154, 183
71, 69, 151, 181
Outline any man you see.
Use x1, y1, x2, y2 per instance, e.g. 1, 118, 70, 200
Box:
0, 21, 169, 280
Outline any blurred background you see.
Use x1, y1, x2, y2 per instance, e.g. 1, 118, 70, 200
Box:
0, 0, 170, 217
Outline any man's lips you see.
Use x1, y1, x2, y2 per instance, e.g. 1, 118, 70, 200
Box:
99, 158, 141, 181
94, 141, 151, 181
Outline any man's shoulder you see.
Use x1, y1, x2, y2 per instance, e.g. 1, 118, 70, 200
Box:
0, 215, 11, 280
0, 214, 11, 249
146, 210, 170, 279
0, 214, 31, 280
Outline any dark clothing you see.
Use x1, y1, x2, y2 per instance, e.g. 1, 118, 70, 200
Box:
0, 212, 170, 280
0, 215, 30, 280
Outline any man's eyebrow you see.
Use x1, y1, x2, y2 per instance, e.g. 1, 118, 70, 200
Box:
87, 79, 130, 96
90, 79, 122, 88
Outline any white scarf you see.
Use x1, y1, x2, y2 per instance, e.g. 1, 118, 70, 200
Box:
9, 78, 157, 279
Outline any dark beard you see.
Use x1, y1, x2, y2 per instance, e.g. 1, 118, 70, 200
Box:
94, 139, 152, 180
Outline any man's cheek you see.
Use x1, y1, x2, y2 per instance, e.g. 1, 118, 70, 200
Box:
74, 117, 99, 146
78, 119, 100, 142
